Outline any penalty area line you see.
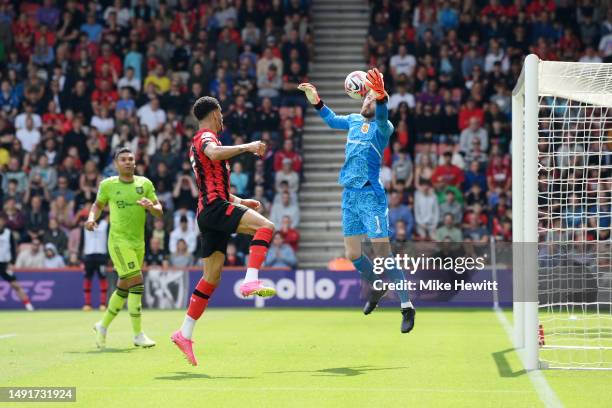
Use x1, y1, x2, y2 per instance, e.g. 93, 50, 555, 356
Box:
494, 308, 563, 408
0, 333, 17, 339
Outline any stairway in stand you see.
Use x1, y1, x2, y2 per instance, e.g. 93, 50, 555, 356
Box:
297, 0, 369, 269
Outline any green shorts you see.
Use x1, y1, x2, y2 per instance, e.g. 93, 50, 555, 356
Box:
109, 244, 145, 279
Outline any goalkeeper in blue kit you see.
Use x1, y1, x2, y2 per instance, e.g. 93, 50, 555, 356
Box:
298, 68, 415, 333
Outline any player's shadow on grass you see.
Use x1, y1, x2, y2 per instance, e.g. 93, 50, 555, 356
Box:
267, 365, 409, 377
492, 348, 527, 377
66, 348, 137, 354
155, 372, 254, 381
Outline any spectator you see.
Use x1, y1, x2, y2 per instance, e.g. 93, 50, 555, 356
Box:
145, 237, 169, 268
118, 67, 141, 93
80, 13, 103, 43
461, 47, 484, 79
270, 191, 300, 228
15, 238, 45, 268
224, 242, 245, 266
465, 182, 488, 209
274, 138, 302, 172
150, 217, 170, 252
137, 97, 166, 133
458, 99, 484, 131
264, 231, 297, 268
144, 65, 171, 95
439, 190, 463, 226
43, 243, 65, 268
257, 64, 282, 101
257, 46, 283, 79
25, 195, 49, 241
50, 195, 74, 231
388, 81, 416, 110
391, 149, 414, 190
16, 116, 41, 152
275, 158, 299, 193
388, 190, 415, 240
392, 219, 409, 243
463, 212, 489, 242
279, 215, 300, 251
169, 215, 198, 255
414, 181, 439, 240
435, 213, 463, 242
459, 117, 489, 154
42, 218, 68, 256
172, 173, 198, 213
390, 45, 417, 80
169, 239, 195, 268
3, 158, 28, 193
486, 154, 511, 193
432, 152, 465, 189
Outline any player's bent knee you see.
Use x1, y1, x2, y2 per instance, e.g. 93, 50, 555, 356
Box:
261, 219, 275, 232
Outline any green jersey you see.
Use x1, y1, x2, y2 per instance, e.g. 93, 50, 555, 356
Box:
96, 176, 157, 249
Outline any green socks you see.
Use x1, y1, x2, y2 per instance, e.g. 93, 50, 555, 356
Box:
101, 287, 128, 328
128, 284, 144, 335
100, 284, 144, 336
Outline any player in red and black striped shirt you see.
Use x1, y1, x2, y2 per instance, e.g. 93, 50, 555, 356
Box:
172, 96, 277, 366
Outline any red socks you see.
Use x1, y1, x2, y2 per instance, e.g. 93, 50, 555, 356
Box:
187, 279, 217, 320
247, 227, 274, 270
84, 278, 109, 306
99, 278, 108, 306
83, 278, 92, 306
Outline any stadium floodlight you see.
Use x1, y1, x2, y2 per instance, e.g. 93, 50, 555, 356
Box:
513, 54, 612, 370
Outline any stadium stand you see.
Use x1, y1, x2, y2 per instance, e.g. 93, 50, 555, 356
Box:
0, 0, 314, 269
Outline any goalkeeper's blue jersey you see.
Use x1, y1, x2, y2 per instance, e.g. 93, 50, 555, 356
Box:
318, 102, 394, 195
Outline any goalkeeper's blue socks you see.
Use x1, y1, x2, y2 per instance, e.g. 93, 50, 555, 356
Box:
351, 255, 378, 284
383, 254, 413, 309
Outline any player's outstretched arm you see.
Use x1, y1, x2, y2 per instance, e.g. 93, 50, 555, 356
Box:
204, 141, 266, 161
85, 201, 105, 231
298, 82, 349, 130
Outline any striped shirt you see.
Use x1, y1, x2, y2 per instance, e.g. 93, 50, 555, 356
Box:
189, 129, 230, 214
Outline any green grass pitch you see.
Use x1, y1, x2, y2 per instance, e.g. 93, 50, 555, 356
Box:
1, 308, 611, 407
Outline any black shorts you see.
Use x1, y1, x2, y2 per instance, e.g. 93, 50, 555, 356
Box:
84, 254, 108, 279
0, 263, 16, 282
197, 199, 248, 258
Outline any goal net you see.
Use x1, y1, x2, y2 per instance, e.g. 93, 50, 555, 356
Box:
512, 55, 612, 370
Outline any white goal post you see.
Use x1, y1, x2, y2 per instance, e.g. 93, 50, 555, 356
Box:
512, 54, 612, 370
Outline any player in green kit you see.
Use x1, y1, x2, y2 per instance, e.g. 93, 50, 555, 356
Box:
86, 147, 164, 349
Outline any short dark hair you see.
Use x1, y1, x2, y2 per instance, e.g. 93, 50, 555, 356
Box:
192, 96, 221, 121
114, 147, 133, 160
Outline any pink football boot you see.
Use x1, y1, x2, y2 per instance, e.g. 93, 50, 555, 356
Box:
239, 280, 276, 298
171, 330, 197, 366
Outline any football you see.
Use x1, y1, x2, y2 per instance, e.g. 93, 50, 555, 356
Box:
344, 70, 368, 100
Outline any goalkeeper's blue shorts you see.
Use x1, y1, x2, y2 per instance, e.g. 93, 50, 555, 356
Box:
341, 187, 389, 239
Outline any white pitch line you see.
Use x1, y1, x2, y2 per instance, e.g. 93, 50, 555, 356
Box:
494, 308, 563, 408
0, 333, 16, 339
77, 386, 526, 394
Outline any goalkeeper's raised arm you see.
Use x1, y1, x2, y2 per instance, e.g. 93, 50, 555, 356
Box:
365, 68, 393, 137
298, 83, 350, 130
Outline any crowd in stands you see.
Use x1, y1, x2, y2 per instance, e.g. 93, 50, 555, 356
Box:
0, 0, 310, 270
1, 0, 611, 274
370, 0, 612, 244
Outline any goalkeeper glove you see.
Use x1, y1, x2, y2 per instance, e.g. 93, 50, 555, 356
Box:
297, 83, 321, 105
365, 68, 388, 101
